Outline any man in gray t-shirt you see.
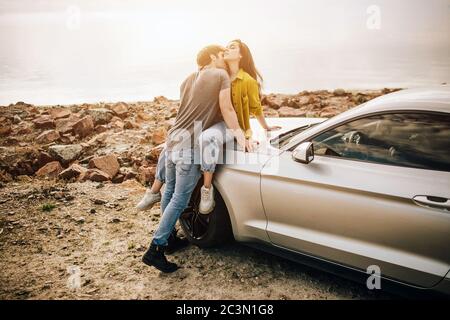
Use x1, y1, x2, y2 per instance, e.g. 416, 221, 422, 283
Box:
142, 45, 247, 273
166, 67, 231, 151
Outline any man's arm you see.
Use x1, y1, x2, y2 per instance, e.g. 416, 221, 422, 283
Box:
219, 88, 253, 152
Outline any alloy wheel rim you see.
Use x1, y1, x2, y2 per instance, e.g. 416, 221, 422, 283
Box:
180, 184, 211, 240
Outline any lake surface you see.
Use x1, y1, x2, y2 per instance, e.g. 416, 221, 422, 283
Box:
1, 0, 449, 105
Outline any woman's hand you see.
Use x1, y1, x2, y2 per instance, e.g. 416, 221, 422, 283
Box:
245, 138, 255, 152
265, 125, 282, 131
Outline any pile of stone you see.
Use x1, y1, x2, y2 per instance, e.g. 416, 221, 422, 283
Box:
0, 89, 400, 186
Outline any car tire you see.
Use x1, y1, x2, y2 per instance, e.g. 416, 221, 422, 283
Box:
179, 180, 234, 248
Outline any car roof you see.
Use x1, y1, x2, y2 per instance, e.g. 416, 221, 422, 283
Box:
281, 86, 450, 150
357, 86, 450, 113
317, 86, 450, 126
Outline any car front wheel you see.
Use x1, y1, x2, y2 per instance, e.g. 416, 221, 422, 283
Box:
179, 181, 234, 248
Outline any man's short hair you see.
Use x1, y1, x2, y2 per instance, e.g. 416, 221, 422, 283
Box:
196, 45, 224, 68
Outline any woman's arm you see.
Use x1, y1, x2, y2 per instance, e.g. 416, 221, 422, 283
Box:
219, 88, 254, 152
254, 113, 280, 131
248, 79, 281, 131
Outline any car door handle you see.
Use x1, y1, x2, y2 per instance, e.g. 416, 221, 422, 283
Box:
413, 196, 450, 210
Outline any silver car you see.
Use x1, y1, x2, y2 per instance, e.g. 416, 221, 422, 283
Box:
180, 86, 450, 296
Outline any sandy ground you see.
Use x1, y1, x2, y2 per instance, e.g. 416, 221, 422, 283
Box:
0, 178, 394, 300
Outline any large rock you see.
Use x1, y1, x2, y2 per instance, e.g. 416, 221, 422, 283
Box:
84, 169, 110, 182
88, 154, 120, 178
333, 88, 347, 96
73, 115, 94, 138
59, 134, 76, 144
15, 123, 33, 135
0, 146, 40, 176
33, 115, 55, 129
263, 109, 279, 118
287, 96, 316, 109
58, 163, 88, 181
110, 116, 124, 130
278, 107, 307, 117
124, 170, 138, 181
320, 107, 340, 118
110, 102, 129, 119
154, 96, 169, 104
136, 112, 153, 122
13, 115, 22, 124
167, 106, 178, 119
112, 173, 125, 184
49, 108, 71, 120
36, 130, 60, 144
261, 95, 288, 110
352, 93, 368, 104
124, 120, 140, 130
95, 124, 109, 134
48, 144, 83, 164
147, 145, 164, 164
34, 151, 54, 169
55, 114, 81, 134
151, 127, 167, 145
84, 108, 114, 125
137, 165, 156, 185
0, 124, 12, 136
35, 161, 63, 178
0, 170, 13, 183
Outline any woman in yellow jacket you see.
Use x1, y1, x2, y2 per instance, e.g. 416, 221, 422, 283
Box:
225, 39, 281, 139
137, 40, 280, 218
195, 40, 281, 214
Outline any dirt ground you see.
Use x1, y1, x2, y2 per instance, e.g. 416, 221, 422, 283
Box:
0, 178, 395, 300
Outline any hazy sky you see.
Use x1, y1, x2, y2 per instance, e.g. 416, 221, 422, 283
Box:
0, 0, 449, 104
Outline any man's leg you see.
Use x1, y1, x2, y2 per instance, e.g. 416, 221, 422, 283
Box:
142, 153, 177, 273
198, 121, 234, 214
153, 161, 201, 246
143, 151, 201, 272
135, 147, 166, 211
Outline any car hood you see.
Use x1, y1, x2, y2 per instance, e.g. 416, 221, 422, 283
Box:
249, 117, 327, 145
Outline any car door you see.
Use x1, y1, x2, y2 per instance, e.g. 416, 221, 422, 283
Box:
260, 112, 450, 288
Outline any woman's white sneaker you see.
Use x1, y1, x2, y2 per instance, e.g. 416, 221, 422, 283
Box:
199, 185, 215, 215
136, 190, 161, 211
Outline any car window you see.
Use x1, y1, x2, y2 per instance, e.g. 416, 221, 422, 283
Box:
311, 112, 450, 172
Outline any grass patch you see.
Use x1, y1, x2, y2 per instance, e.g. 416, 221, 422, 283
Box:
41, 203, 56, 212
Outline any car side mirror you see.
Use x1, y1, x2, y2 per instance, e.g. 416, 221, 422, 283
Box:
292, 142, 314, 164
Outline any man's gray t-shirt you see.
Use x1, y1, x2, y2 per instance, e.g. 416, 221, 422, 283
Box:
166, 68, 230, 151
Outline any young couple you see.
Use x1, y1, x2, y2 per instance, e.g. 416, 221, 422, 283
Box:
136, 40, 281, 273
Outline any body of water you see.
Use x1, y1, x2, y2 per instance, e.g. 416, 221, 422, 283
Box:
0, 0, 449, 105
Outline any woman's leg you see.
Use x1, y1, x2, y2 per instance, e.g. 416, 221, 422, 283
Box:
149, 146, 166, 193
198, 121, 234, 213
135, 146, 167, 210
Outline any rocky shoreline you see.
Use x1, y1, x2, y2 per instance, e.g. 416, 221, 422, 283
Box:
0, 88, 400, 300
0, 88, 400, 186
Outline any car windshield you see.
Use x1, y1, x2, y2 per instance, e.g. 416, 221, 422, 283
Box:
271, 122, 320, 148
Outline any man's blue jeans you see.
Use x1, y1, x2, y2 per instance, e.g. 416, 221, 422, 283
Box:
152, 148, 201, 246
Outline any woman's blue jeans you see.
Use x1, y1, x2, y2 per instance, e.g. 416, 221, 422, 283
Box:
154, 121, 235, 183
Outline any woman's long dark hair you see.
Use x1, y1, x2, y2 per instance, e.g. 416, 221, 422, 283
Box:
232, 39, 263, 85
